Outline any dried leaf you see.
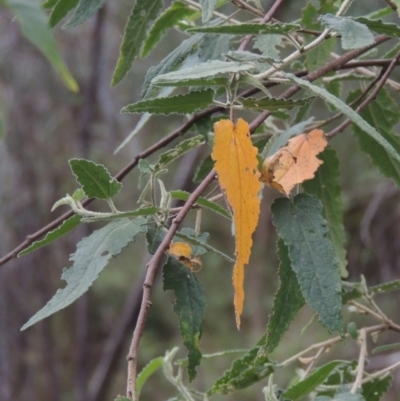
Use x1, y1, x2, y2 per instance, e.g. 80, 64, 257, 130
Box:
260, 129, 328, 195
167, 242, 202, 271
212, 118, 261, 328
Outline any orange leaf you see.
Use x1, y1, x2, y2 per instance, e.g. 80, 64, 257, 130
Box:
212, 118, 261, 328
260, 129, 328, 195
167, 242, 202, 271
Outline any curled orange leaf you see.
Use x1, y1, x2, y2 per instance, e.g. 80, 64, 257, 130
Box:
212, 118, 261, 328
167, 242, 202, 272
260, 129, 328, 195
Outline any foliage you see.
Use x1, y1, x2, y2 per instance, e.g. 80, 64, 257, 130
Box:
5, 0, 400, 400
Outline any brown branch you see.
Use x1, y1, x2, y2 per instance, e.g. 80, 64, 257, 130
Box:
238, 0, 285, 51
249, 35, 391, 132
126, 169, 216, 400
328, 48, 400, 139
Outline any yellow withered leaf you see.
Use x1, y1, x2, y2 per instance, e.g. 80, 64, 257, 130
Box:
167, 242, 202, 272
212, 118, 261, 328
260, 129, 328, 196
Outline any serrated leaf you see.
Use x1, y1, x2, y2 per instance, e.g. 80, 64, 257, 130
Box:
136, 356, 164, 399
146, 218, 164, 255
212, 118, 262, 328
265, 239, 305, 353
170, 190, 231, 219
254, 34, 283, 60
372, 343, 400, 354
18, 215, 82, 257
152, 75, 229, 87
355, 17, 400, 38
5, 0, 78, 92
64, 0, 105, 28
21, 218, 146, 330
209, 344, 277, 395
371, 279, 400, 295
319, 14, 375, 50
152, 60, 255, 86
121, 89, 214, 115
141, 1, 197, 58
367, 6, 393, 20
271, 194, 343, 333
237, 97, 313, 112
200, 0, 217, 23
194, 155, 214, 182
362, 375, 391, 401
111, 0, 163, 86
69, 159, 122, 199
81, 206, 159, 222
347, 89, 400, 186
188, 22, 300, 35
163, 257, 206, 381
153, 135, 205, 171
283, 360, 345, 400
301, 2, 336, 71
142, 33, 205, 99
263, 117, 315, 158
286, 74, 400, 165
49, 0, 79, 27
303, 147, 348, 278
175, 231, 234, 263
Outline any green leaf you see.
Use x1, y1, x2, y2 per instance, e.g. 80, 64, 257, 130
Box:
81, 207, 159, 222
265, 239, 305, 353
237, 97, 313, 112
21, 218, 146, 330
355, 17, 400, 38
271, 194, 343, 334
5, 0, 78, 92
64, 0, 105, 28
175, 231, 234, 263
301, 2, 336, 71
283, 360, 345, 400
372, 343, 400, 354
362, 376, 391, 401
121, 89, 214, 115
209, 344, 277, 395
198, 32, 231, 62
163, 257, 206, 381
69, 159, 122, 200
170, 190, 231, 219
348, 89, 400, 186
18, 215, 82, 257
146, 219, 164, 255
141, 1, 197, 58
319, 14, 375, 50
366, 6, 393, 20
254, 34, 283, 60
200, 0, 217, 23
342, 279, 400, 304
142, 33, 205, 99
188, 22, 300, 35
152, 75, 229, 87
194, 155, 214, 182
303, 147, 348, 278
347, 322, 358, 340
42, 0, 58, 9
151, 60, 256, 86
285, 74, 400, 165
153, 135, 205, 171
48, 0, 78, 27
136, 356, 164, 399
111, 0, 163, 86
334, 393, 365, 401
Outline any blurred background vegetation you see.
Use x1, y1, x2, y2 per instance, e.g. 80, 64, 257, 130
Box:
1, 0, 400, 400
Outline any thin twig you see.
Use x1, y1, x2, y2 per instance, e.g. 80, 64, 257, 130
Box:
238, 0, 284, 51
361, 359, 400, 383
126, 170, 216, 400
328, 48, 400, 138
302, 347, 326, 378
351, 328, 367, 393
